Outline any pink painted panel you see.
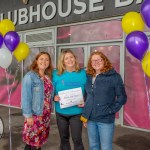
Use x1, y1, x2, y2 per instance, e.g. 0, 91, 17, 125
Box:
57, 20, 123, 44
124, 50, 150, 129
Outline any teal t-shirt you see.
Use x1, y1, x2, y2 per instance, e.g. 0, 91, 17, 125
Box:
52, 69, 87, 115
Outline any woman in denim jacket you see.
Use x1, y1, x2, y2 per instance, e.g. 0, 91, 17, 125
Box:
22, 52, 54, 150
81, 51, 127, 150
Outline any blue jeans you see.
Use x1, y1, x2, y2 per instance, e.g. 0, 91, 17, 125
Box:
87, 121, 114, 150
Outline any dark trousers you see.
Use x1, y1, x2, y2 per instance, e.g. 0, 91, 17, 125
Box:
24, 144, 41, 150
56, 112, 84, 150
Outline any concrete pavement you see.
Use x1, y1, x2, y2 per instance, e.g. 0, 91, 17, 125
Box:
0, 106, 150, 150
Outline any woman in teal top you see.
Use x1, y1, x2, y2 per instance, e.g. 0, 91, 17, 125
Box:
53, 49, 86, 150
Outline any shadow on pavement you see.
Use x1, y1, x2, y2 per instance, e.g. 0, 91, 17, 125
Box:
1, 106, 150, 150
114, 134, 150, 150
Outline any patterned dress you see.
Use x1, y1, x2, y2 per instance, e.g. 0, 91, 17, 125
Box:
22, 76, 53, 147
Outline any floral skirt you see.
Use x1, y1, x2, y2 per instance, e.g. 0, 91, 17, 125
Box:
22, 109, 51, 147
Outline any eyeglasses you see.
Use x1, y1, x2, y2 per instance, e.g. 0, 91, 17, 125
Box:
91, 59, 103, 64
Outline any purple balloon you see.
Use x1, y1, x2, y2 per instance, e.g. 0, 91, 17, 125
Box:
141, 0, 150, 28
125, 31, 149, 60
0, 34, 3, 48
4, 31, 20, 52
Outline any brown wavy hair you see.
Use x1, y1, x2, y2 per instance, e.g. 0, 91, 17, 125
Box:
30, 51, 53, 79
57, 49, 80, 75
86, 51, 113, 77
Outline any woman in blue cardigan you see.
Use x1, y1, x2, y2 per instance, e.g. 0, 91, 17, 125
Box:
53, 49, 86, 150
81, 51, 127, 150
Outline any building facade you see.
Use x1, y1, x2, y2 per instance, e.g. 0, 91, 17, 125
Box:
0, 0, 150, 131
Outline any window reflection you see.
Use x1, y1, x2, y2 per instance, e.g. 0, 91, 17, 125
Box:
57, 20, 122, 44
0, 58, 21, 107
23, 47, 55, 74
60, 48, 84, 68
91, 46, 120, 119
23, 47, 55, 113
124, 50, 150, 130
91, 46, 120, 73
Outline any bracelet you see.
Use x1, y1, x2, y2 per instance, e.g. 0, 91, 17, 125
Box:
80, 116, 88, 123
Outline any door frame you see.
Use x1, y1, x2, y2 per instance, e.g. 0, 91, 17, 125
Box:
87, 42, 124, 125
58, 45, 88, 68
58, 42, 125, 125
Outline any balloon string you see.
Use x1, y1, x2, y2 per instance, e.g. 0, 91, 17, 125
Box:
5, 69, 12, 150
143, 73, 150, 119
5, 63, 20, 150
8, 63, 20, 96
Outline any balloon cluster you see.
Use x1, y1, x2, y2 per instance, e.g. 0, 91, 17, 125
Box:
122, 0, 150, 77
0, 19, 30, 69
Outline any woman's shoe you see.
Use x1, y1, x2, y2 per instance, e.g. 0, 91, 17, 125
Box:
24, 144, 31, 150
31, 146, 41, 150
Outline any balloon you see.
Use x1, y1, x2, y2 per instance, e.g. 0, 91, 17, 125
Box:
141, 0, 150, 28
13, 42, 30, 62
0, 19, 15, 36
125, 31, 149, 60
0, 47, 12, 69
142, 51, 150, 77
0, 34, 3, 48
122, 12, 145, 34
4, 31, 20, 52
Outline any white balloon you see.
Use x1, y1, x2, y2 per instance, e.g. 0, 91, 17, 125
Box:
2, 42, 7, 49
0, 47, 12, 69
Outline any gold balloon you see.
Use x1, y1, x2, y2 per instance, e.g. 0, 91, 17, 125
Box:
13, 42, 30, 62
0, 19, 15, 36
142, 51, 150, 77
122, 12, 144, 34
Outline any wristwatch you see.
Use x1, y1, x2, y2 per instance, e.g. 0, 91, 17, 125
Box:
0, 117, 4, 139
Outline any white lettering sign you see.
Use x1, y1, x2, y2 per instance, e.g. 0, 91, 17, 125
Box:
115, 0, 143, 8
30, 5, 41, 23
58, 0, 71, 17
89, 0, 104, 12
18, 8, 28, 25
74, 0, 87, 14
42, 2, 56, 20
0, 0, 143, 27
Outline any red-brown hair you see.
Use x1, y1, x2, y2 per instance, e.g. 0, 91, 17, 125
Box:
86, 51, 113, 77
30, 51, 53, 79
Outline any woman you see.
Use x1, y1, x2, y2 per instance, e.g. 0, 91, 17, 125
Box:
53, 49, 86, 150
22, 52, 54, 150
81, 51, 127, 150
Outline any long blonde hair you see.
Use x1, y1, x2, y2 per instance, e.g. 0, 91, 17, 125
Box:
57, 49, 80, 75
30, 51, 53, 79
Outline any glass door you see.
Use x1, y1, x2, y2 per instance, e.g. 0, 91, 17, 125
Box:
88, 43, 124, 124
23, 46, 55, 73
58, 43, 124, 125
124, 45, 150, 130
58, 45, 88, 68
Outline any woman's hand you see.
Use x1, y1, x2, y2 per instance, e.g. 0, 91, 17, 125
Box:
78, 102, 84, 107
83, 122, 87, 128
54, 95, 60, 102
26, 117, 34, 126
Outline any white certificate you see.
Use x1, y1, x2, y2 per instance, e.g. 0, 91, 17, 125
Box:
58, 87, 84, 109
